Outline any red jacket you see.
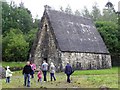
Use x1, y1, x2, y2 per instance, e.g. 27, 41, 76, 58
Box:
37, 71, 42, 79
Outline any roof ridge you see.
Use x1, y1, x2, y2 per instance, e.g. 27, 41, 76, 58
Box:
46, 9, 92, 20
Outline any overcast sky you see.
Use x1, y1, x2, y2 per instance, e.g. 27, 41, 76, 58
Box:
7, 0, 119, 19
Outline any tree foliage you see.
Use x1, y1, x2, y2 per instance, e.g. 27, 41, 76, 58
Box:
91, 3, 101, 21
95, 21, 119, 53
2, 2, 33, 34
2, 2, 38, 61
2, 29, 29, 61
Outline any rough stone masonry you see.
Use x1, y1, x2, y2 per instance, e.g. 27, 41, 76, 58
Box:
30, 6, 112, 71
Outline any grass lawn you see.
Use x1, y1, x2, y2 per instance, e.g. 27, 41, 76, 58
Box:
2, 61, 26, 68
1, 67, 119, 89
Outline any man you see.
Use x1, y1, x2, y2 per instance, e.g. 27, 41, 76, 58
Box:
41, 60, 48, 82
22, 61, 33, 87
65, 62, 73, 83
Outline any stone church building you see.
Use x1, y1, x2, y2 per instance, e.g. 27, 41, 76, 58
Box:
30, 6, 112, 71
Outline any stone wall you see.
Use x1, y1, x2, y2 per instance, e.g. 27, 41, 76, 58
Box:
61, 52, 111, 70
34, 17, 62, 70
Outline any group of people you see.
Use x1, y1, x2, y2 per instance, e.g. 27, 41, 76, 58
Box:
5, 60, 74, 87
22, 60, 57, 87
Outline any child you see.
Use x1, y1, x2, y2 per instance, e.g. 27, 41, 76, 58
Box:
37, 69, 42, 83
6, 66, 13, 83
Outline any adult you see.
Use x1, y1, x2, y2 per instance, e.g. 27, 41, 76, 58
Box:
22, 61, 33, 87
50, 62, 56, 81
30, 61, 36, 78
65, 62, 73, 83
41, 60, 48, 82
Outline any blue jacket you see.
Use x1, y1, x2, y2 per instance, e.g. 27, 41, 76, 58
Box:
65, 64, 73, 75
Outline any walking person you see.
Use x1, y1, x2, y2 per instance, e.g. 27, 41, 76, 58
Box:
41, 60, 48, 82
22, 61, 33, 87
65, 62, 74, 83
30, 61, 36, 78
50, 62, 56, 81
6, 66, 13, 83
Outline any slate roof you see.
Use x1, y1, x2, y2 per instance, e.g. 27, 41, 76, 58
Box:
44, 9, 109, 54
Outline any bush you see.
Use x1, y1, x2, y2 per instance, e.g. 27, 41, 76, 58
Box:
2, 29, 29, 61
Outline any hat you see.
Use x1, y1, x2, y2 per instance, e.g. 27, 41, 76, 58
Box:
7, 66, 10, 69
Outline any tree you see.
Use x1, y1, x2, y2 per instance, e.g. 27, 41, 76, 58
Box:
74, 10, 81, 16
2, 1, 33, 35
59, 6, 64, 12
33, 15, 40, 29
65, 5, 72, 14
95, 21, 119, 53
81, 6, 91, 18
2, 29, 29, 61
100, 1, 118, 23
91, 2, 101, 21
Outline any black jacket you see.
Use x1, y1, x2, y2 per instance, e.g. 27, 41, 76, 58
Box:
22, 65, 33, 74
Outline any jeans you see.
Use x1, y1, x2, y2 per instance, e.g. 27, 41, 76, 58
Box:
24, 74, 30, 87
38, 78, 42, 83
42, 71, 47, 81
50, 73, 56, 81
67, 74, 71, 83
6, 77, 10, 83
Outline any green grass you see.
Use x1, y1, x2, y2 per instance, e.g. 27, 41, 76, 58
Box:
2, 61, 26, 68
2, 67, 119, 88
73, 67, 118, 75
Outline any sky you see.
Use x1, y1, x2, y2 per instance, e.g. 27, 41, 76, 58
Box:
7, 0, 119, 19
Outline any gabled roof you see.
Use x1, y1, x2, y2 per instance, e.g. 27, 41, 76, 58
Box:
44, 9, 109, 54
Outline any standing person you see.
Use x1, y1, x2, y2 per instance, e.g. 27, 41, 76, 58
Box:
50, 62, 56, 81
41, 60, 48, 82
37, 69, 42, 84
6, 66, 13, 83
30, 61, 36, 78
65, 62, 73, 83
22, 61, 33, 87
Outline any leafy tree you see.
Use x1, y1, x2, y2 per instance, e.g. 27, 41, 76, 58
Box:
2, 1, 33, 34
33, 15, 40, 29
2, 29, 29, 61
101, 8, 118, 23
17, 3, 33, 33
25, 28, 38, 48
95, 21, 119, 53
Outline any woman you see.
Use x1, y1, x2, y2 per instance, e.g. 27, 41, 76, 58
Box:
50, 62, 56, 81
30, 61, 36, 78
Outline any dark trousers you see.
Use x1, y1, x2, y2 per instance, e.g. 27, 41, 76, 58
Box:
31, 74, 34, 78
50, 73, 56, 81
42, 71, 47, 81
30, 70, 34, 78
24, 74, 30, 87
6, 77, 10, 83
67, 74, 71, 83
